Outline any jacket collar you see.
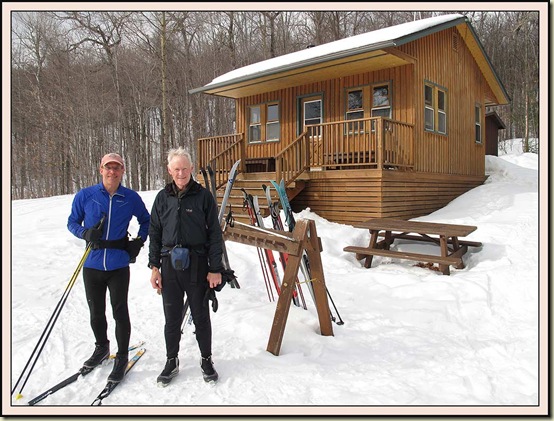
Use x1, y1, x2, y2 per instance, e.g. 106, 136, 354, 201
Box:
98, 182, 124, 197
165, 180, 200, 197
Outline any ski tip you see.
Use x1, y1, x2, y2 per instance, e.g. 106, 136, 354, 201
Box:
15, 393, 23, 401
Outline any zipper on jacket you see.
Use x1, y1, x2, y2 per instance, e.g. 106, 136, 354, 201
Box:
103, 195, 114, 270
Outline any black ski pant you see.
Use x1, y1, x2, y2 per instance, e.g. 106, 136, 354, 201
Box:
160, 254, 212, 360
83, 266, 131, 357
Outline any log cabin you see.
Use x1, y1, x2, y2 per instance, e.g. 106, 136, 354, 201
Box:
190, 13, 509, 225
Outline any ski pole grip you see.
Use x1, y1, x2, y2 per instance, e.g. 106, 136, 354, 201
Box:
93, 215, 106, 230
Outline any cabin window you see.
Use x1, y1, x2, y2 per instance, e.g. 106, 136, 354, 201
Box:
345, 83, 391, 132
371, 85, 391, 131
424, 85, 434, 130
371, 85, 391, 117
424, 82, 448, 135
304, 100, 322, 126
249, 106, 261, 143
475, 104, 482, 143
347, 90, 363, 117
266, 103, 280, 141
438, 90, 446, 134
248, 103, 280, 143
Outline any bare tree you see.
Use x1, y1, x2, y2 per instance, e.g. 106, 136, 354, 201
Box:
10, 10, 541, 200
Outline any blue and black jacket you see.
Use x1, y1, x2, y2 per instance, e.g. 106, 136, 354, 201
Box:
67, 182, 150, 271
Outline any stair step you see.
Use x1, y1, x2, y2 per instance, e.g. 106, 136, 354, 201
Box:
201, 172, 306, 222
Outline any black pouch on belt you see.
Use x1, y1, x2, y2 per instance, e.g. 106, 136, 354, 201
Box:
170, 246, 190, 271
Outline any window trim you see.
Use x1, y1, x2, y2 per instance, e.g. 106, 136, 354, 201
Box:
248, 101, 281, 143
475, 103, 482, 144
344, 81, 392, 133
424, 81, 448, 135
248, 105, 262, 144
266, 103, 280, 142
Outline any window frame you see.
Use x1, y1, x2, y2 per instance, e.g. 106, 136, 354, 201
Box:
344, 81, 392, 133
475, 103, 482, 144
303, 99, 323, 127
266, 103, 280, 142
247, 102, 281, 143
424, 81, 448, 135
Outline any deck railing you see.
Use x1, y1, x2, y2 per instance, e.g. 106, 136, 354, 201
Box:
197, 133, 245, 189
275, 117, 414, 186
196, 117, 414, 189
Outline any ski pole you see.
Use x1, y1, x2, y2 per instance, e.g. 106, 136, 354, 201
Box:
13, 243, 91, 398
180, 298, 191, 334
12, 216, 105, 399
325, 286, 344, 325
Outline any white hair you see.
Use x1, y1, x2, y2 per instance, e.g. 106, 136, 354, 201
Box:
167, 147, 193, 166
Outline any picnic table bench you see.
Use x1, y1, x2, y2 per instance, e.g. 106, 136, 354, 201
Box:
343, 218, 482, 275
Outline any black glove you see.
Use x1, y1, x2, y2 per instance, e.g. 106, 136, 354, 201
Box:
221, 269, 237, 289
126, 238, 144, 263
203, 288, 219, 313
83, 227, 102, 243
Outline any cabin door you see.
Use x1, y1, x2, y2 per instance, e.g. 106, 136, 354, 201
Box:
301, 96, 323, 169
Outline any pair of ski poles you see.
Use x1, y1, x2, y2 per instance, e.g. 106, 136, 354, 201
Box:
12, 216, 105, 400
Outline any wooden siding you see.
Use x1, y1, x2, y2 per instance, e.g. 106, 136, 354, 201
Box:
235, 64, 416, 165
400, 27, 486, 176
235, 26, 489, 179
291, 169, 485, 226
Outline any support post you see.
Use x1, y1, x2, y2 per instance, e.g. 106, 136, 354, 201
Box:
304, 220, 333, 337
266, 219, 333, 355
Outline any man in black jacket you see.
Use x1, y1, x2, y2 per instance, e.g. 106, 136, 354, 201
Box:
148, 147, 223, 385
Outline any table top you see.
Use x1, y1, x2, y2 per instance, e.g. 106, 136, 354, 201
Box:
352, 218, 478, 237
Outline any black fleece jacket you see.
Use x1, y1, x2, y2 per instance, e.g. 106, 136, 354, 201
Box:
148, 179, 224, 273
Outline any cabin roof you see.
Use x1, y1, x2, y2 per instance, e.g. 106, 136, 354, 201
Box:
190, 13, 509, 106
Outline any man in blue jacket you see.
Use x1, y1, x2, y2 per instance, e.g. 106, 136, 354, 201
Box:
67, 153, 150, 383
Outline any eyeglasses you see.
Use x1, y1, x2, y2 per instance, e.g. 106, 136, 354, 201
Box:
103, 165, 123, 172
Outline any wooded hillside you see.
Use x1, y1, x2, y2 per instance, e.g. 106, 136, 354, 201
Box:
10, 10, 540, 199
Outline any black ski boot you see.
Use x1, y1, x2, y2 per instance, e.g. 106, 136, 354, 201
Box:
108, 354, 128, 383
157, 357, 179, 386
200, 355, 218, 383
83, 342, 110, 369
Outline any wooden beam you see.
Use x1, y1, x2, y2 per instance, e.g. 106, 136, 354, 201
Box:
266, 220, 309, 355
304, 220, 333, 337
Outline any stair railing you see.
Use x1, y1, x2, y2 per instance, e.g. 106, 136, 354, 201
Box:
274, 130, 310, 187
207, 135, 245, 189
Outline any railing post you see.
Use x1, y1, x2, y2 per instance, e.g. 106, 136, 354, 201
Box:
276, 158, 282, 184
239, 134, 246, 174
376, 118, 383, 170
303, 133, 309, 170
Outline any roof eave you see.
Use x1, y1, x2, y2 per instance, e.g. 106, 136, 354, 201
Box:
190, 14, 511, 104
189, 40, 397, 95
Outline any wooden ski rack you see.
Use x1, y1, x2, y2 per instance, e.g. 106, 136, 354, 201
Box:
222, 218, 334, 356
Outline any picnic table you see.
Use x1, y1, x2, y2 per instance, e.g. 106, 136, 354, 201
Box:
343, 218, 482, 275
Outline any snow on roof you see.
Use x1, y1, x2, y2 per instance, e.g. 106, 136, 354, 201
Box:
207, 13, 465, 87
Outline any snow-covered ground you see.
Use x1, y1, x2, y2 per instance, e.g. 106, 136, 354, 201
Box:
7, 140, 545, 416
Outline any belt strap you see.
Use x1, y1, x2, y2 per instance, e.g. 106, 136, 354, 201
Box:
91, 237, 128, 250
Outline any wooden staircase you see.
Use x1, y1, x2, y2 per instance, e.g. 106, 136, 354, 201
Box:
198, 171, 306, 224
